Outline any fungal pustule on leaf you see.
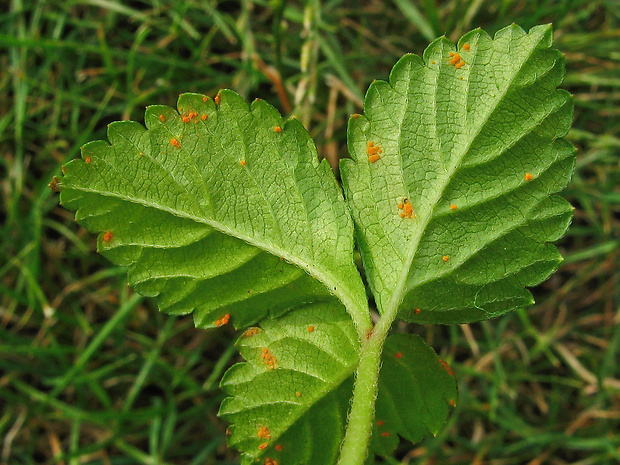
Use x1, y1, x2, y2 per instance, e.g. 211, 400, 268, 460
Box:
159, 114, 166, 122
257, 426, 271, 439
170, 138, 181, 148
102, 231, 113, 243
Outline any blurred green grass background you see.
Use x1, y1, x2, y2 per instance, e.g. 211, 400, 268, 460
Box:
1, 1, 619, 464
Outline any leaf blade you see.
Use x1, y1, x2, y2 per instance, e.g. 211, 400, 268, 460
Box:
342, 24, 575, 323
59, 90, 367, 329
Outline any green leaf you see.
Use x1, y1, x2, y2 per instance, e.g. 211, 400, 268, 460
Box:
342, 24, 575, 324
58, 90, 367, 329
220, 305, 456, 464
219, 302, 358, 465
371, 334, 457, 458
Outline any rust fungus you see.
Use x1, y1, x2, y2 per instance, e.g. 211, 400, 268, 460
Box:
415, 308, 421, 314
201, 114, 208, 120
395, 352, 403, 359
159, 114, 166, 122
240, 160, 246, 166
102, 231, 113, 243
274, 126, 282, 133
258, 443, 268, 450
214, 94, 221, 105
170, 138, 181, 148
439, 358, 455, 376
242, 327, 261, 338
257, 426, 271, 439
463, 43, 470, 51
84, 156, 92, 164
398, 198, 415, 219
442, 255, 450, 262
215, 314, 230, 327
450, 204, 458, 210
261, 347, 277, 370
525, 173, 533, 181
49, 177, 60, 191
308, 325, 314, 333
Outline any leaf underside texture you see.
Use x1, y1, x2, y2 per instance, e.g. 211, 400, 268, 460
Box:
220, 303, 457, 464
59, 90, 366, 330
342, 24, 576, 324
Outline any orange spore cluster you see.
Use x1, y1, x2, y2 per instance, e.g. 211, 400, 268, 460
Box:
377, 420, 384, 426
449, 52, 465, 69
398, 199, 415, 219
525, 173, 533, 181
275, 444, 283, 452
307, 325, 314, 333
463, 43, 470, 51
414, 308, 421, 314
264, 458, 278, 465
214, 94, 221, 105
295, 391, 302, 397
439, 358, 454, 376
170, 138, 181, 148
274, 126, 282, 133
450, 204, 458, 210
449, 399, 456, 407
261, 347, 277, 369
381, 432, 390, 437
201, 114, 208, 120
367, 141, 382, 162
240, 160, 246, 166
159, 114, 166, 122
257, 426, 271, 439
215, 313, 230, 327
102, 231, 113, 243
49, 177, 59, 191
84, 156, 92, 164
202, 96, 208, 102
242, 327, 261, 338
395, 352, 403, 359
442, 255, 450, 262
258, 443, 268, 450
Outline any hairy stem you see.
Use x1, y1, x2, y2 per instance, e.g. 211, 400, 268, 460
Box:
337, 312, 394, 465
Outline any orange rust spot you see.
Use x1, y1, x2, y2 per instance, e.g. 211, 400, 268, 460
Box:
274, 126, 282, 133
159, 114, 166, 122
449, 399, 456, 407
215, 314, 230, 327
182, 115, 191, 123
455, 60, 465, 69
463, 43, 470, 51
449, 51, 455, 56
225, 427, 232, 436
257, 426, 271, 439
296, 392, 302, 397
258, 443, 268, 450
139, 152, 144, 157
242, 327, 261, 338
415, 308, 421, 314
352, 113, 360, 119
431, 60, 436, 64
398, 199, 415, 219
439, 358, 454, 376
377, 420, 384, 426
449, 53, 461, 65
275, 444, 283, 451
49, 177, 60, 191
459, 76, 464, 80
188, 111, 198, 119
202, 96, 208, 102
450, 204, 457, 210
381, 432, 390, 437
240, 160, 246, 166
442, 255, 450, 262
366, 141, 383, 159
307, 325, 314, 333
525, 173, 533, 181
201, 114, 208, 120
395, 352, 403, 359
261, 347, 277, 369
170, 138, 181, 148
214, 94, 221, 105
102, 231, 113, 243
84, 156, 91, 164
264, 458, 278, 465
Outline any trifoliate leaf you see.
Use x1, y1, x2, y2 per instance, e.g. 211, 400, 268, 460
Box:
219, 302, 358, 465
58, 90, 367, 329
342, 24, 575, 323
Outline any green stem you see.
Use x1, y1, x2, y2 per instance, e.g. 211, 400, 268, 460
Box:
336, 314, 394, 465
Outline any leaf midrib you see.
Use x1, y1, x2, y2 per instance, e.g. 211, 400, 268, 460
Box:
67, 184, 362, 325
